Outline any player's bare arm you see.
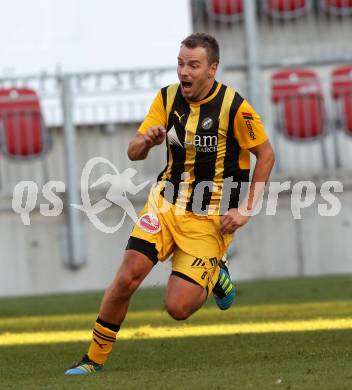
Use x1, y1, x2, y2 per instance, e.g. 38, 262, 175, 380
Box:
127, 125, 166, 161
220, 140, 275, 235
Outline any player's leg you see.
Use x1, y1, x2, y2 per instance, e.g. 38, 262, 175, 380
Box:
165, 273, 207, 320
164, 246, 217, 321
164, 253, 235, 320
98, 249, 154, 325
167, 214, 235, 319
65, 189, 174, 376
65, 247, 155, 375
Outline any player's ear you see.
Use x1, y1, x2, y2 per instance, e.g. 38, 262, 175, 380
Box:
208, 62, 218, 78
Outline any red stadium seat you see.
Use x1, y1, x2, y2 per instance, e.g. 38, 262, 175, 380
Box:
271, 68, 328, 169
207, 0, 243, 21
331, 66, 352, 136
0, 88, 51, 159
264, 0, 311, 18
272, 69, 325, 139
321, 0, 352, 15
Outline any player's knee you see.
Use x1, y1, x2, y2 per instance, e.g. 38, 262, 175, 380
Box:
165, 302, 191, 321
109, 272, 136, 299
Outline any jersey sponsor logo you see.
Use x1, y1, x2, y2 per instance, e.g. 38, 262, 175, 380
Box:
138, 213, 161, 233
167, 125, 184, 147
167, 125, 218, 153
184, 131, 218, 153
242, 112, 256, 141
201, 117, 213, 130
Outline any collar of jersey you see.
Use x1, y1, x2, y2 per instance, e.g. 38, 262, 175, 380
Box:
185, 82, 222, 106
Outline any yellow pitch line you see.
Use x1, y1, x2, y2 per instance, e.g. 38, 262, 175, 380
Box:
1, 318, 352, 346
1, 301, 350, 327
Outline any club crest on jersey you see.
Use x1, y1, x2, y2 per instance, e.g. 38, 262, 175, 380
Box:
201, 117, 213, 130
138, 213, 161, 234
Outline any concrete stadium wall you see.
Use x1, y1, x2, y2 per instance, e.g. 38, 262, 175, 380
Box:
0, 67, 351, 297
1, 176, 351, 297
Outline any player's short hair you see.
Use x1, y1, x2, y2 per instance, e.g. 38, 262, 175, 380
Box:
181, 33, 220, 65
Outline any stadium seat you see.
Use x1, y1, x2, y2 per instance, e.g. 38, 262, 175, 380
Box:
264, 0, 311, 18
331, 66, 352, 167
321, 0, 352, 16
206, 0, 244, 22
0, 88, 52, 159
331, 66, 352, 136
271, 68, 328, 169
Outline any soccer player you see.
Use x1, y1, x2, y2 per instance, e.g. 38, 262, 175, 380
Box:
65, 32, 275, 375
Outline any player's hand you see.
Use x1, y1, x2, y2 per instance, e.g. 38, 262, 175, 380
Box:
143, 126, 166, 148
220, 208, 250, 235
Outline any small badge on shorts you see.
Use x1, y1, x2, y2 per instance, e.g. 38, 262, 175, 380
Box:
138, 213, 161, 234
201, 117, 213, 130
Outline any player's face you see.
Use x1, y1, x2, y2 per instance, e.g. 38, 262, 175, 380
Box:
177, 45, 218, 101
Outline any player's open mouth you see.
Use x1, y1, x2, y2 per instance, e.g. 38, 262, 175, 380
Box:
181, 81, 193, 92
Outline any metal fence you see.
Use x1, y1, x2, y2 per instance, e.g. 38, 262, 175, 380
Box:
192, 0, 352, 67
0, 69, 175, 269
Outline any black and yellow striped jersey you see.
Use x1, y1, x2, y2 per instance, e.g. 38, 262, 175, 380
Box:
138, 82, 268, 215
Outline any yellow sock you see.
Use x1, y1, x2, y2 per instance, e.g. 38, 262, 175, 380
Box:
87, 321, 118, 365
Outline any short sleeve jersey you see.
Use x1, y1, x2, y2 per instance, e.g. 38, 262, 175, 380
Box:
138, 82, 268, 213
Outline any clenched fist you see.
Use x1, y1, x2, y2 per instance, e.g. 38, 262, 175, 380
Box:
143, 126, 167, 147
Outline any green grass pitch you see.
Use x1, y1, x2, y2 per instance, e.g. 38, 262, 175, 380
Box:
1, 275, 352, 389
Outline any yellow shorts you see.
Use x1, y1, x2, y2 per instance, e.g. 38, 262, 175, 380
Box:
126, 185, 233, 294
